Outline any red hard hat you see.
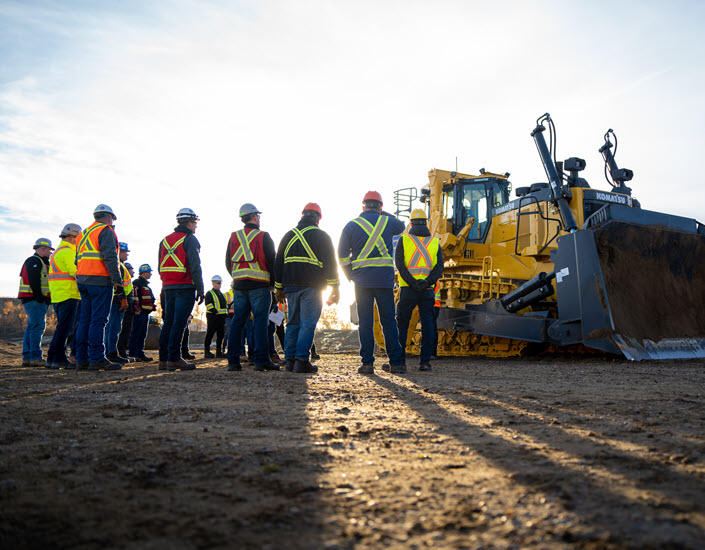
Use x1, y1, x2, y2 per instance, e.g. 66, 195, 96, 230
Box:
302, 202, 322, 218
363, 190, 383, 204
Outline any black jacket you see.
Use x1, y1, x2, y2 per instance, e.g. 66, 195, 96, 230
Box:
394, 224, 444, 288
20, 254, 50, 304
274, 218, 339, 291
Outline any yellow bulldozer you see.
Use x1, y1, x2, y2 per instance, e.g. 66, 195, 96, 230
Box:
379, 113, 705, 360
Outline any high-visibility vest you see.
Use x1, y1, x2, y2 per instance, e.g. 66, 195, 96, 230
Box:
159, 231, 193, 286
76, 221, 118, 277
224, 289, 234, 314
341, 215, 393, 271
283, 226, 323, 268
137, 283, 155, 313
399, 234, 439, 287
120, 262, 132, 295
434, 281, 441, 308
206, 289, 228, 315
48, 241, 79, 302
18, 255, 50, 299
228, 228, 270, 283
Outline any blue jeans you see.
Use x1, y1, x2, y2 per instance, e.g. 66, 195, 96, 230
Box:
396, 286, 436, 362
227, 287, 271, 365
128, 313, 150, 357
75, 284, 114, 363
159, 289, 196, 362
47, 299, 79, 364
105, 302, 125, 356
284, 287, 322, 361
22, 300, 48, 361
355, 286, 403, 366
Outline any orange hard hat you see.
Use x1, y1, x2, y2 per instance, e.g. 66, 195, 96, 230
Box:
302, 202, 322, 218
363, 190, 383, 204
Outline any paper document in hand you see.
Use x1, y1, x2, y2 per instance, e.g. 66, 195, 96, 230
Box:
269, 309, 285, 326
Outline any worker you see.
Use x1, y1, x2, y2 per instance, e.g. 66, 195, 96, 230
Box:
221, 281, 234, 355
116, 262, 136, 361
158, 208, 204, 371
18, 237, 54, 367
182, 314, 196, 360
74, 204, 123, 371
128, 264, 156, 362
204, 275, 228, 358
432, 280, 441, 360
274, 202, 339, 373
105, 242, 131, 364
338, 191, 405, 374
394, 209, 444, 372
225, 203, 277, 372
46, 224, 82, 369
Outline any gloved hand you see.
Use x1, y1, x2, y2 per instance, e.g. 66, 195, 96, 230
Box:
119, 298, 128, 312
34, 293, 47, 304
412, 280, 427, 292
197, 292, 204, 305
326, 286, 340, 306
275, 288, 286, 303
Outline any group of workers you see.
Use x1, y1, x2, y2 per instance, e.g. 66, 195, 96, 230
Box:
18, 190, 444, 375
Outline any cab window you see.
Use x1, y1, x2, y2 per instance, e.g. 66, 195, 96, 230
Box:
459, 183, 489, 240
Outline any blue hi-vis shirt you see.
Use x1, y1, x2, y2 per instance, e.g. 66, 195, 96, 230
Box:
338, 210, 406, 289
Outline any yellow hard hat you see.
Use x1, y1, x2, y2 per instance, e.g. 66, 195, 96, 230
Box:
410, 209, 427, 221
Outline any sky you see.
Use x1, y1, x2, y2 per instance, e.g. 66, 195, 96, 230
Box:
2, 0, 705, 317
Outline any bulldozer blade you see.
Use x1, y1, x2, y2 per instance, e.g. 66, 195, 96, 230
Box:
554, 219, 705, 360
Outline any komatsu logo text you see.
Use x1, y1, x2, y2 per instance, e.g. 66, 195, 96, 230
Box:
595, 192, 629, 205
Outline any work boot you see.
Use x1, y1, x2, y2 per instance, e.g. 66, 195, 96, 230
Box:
107, 354, 128, 364
166, 359, 196, 371
227, 363, 242, 371
269, 352, 282, 365
158, 361, 168, 371
76, 362, 89, 371
239, 355, 249, 365
182, 351, 196, 360
62, 362, 77, 370
88, 359, 122, 371
21, 359, 30, 367
310, 350, 321, 360
284, 359, 295, 372
293, 359, 318, 374
129, 356, 143, 363
203, 351, 215, 359
419, 361, 433, 371
382, 362, 407, 374
253, 359, 280, 372
139, 356, 153, 362
49, 361, 64, 370
357, 364, 374, 374
28, 359, 45, 367
215, 351, 226, 358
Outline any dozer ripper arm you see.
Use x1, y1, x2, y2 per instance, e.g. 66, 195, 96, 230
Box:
439, 217, 475, 258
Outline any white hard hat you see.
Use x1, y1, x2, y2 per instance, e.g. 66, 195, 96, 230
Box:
93, 204, 116, 219
239, 203, 261, 217
177, 207, 199, 222
211, 275, 223, 282
59, 223, 82, 237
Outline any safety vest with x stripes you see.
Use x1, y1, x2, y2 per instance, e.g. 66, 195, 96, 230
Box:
228, 227, 271, 283
76, 221, 118, 277
339, 215, 394, 271
159, 231, 193, 286
399, 233, 440, 287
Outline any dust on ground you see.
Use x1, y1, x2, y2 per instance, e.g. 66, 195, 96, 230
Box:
0, 339, 704, 549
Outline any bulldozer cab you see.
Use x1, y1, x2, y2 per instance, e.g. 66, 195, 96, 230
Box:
446, 177, 511, 242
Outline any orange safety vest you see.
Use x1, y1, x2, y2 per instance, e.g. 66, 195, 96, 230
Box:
434, 281, 441, 308
159, 231, 193, 286
76, 221, 118, 277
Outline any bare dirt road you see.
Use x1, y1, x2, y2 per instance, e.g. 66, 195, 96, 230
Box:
1, 339, 704, 549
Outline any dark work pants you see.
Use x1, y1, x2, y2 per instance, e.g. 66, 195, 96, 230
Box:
128, 313, 149, 358
204, 314, 226, 353
47, 299, 78, 364
117, 310, 134, 356
396, 286, 435, 363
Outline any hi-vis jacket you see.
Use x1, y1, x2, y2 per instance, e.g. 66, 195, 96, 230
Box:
48, 241, 79, 303
132, 277, 155, 314
158, 225, 204, 293
18, 253, 51, 303
274, 219, 339, 291
338, 210, 405, 289
76, 221, 122, 287
394, 224, 444, 289
225, 222, 276, 290
205, 288, 228, 315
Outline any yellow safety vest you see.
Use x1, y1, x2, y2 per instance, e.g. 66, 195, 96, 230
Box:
19, 256, 50, 298
120, 262, 132, 295
284, 226, 323, 267
206, 289, 228, 315
399, 234, 439, 287
340, 215, 393, 271
47, 241, 79, 302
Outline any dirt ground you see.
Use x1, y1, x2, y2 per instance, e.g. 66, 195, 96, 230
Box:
1, 338, 704, 550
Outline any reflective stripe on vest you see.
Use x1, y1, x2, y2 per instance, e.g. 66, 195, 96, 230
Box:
206, 289, 228, 315
434, 281, 441, 307
18, 258, 50, 298
231, 229, 270, 282
399, 234, 439, 287
284, 226, 323, 268
76, 222, 116, 277
350, 215, 392, 270
120, 262, 132, 294
48, 242, 75, 282
159, 236, 187, 273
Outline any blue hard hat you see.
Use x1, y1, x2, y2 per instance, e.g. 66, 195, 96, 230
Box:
139, 264, 152, 273
119, 242, 130, 251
